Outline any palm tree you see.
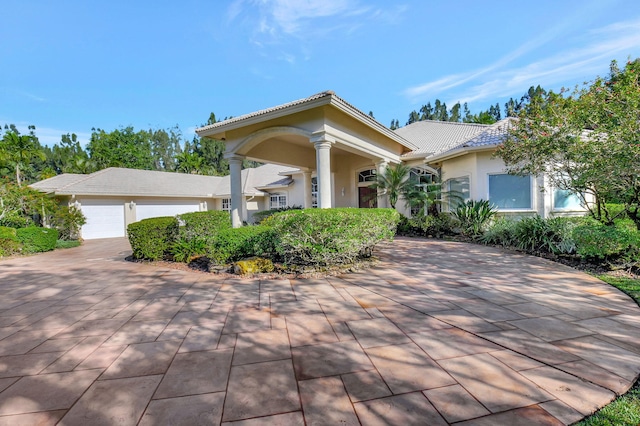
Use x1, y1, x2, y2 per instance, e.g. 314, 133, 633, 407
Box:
368, 163, 414, 209
1, 131, 46, 186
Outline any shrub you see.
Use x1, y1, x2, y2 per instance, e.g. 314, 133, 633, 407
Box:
234, 257, 275, 274
16, 227, 59, 253
207, 225, 277, 264
171, 237, 207, 263
177, 211, 231, 240
419, 213, 456, 238
0, 226, 21, 256
265, 208, 399, 266
513, 216, 577, 254
452, 200, 497, 237
51, 205, 86, 240
56, 239, 81, 249
573, 219, 640, 262
480, 217, 518, 247
127, 216, 179, 260
252, 205, 303, 224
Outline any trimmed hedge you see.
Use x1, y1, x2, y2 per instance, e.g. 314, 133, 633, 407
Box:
207, 225, 277, 264
178, 211, 231, 239
0, 226, 21, 257
573, 219, 640, 261
16, 227, 58, 253
265, 208, 399, 266
127, 216, 179, 260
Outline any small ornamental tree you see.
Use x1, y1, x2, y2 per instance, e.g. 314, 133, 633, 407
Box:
496, 59, 640, 229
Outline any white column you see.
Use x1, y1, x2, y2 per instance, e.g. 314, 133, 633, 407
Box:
302, 171, 313, 208
376, 159, 389, 209
227, 155, 244, 228
313, 140, 333, 208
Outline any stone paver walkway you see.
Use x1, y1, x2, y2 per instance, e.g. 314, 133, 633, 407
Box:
0, 237, 639, 425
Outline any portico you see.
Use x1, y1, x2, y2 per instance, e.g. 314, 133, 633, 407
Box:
196, 91, 417, 227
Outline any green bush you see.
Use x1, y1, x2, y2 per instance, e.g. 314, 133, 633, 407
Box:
51, 205, 86, 240
452, 200, 497, 237
56, 239, 81, 249
0, 226, 21, 256
177, 211, 231, 240
207, 225, 277, 264
171, 237, 207, 263
513, 216, 577, 254
480, 217, 518, 247
252, 205, 303, 224
16, 227, 59, 253
573, 219, 640, 261
265, 208, 399, 266
127, 216, 179, 260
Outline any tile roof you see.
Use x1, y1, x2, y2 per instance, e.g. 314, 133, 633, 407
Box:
395, 120, 489, 158
213, 163, 298, 196
430, 118, 515, 159
30, 164, 297, 198
196, 91, 418, 151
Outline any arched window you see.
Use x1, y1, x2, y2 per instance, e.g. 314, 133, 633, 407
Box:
358, 169, 377, 183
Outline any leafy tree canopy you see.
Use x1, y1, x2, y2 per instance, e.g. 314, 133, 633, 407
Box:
496, 59, 640, 229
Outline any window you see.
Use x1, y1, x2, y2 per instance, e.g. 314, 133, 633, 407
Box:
221, 198, 230, 211
553, 189, 582, 210
409, 168, 437, 216
270, 193, 287, 209
311, 177, 318, 208
358, 169, 377, 183
447, 177, 470, 209
489, 174, 532, 209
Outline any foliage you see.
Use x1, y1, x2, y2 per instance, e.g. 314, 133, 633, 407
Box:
252, 205, 303, 224
16, 227, 59, 253
50, 205, 86, 240
512, 216, 578, 254
87, 127, 155, 170
0, 181, 57, 228
56, 239, 81, 249
265, 208, 399, 266
368, 163, 414, 209
206, 225, 277, 264
497, 59, 640, 229
0, 226, 21, 257
177, 210, 232, 240
0, 126, 46, 186
397, 213, 456, 238
572, 219, 640, 262
234, 257, 275, 275
171, 237, 207, 263
452, 200, 497, 237
127, 216, 179, 260
480, 217, 518, 247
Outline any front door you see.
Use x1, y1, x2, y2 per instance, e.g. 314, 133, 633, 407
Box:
358, 187, 378, 208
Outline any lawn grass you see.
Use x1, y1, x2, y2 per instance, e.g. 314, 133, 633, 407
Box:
575, 274, 640, 426
56, 240, 81, 249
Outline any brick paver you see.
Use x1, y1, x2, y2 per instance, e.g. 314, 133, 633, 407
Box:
0, 236, 638, 424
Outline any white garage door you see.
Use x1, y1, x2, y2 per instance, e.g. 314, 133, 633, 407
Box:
81, 199, 126, 240
135, 200, 200, 222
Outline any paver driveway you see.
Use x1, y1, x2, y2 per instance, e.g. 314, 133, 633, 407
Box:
0, 237, 639, 425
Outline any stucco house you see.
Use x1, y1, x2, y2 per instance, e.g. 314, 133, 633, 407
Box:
32, 91, 586, 239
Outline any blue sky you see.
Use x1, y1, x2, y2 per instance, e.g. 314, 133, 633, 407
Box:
2, 0, 640, 146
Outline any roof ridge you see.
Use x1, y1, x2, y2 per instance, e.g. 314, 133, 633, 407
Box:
401, 119, 490, 128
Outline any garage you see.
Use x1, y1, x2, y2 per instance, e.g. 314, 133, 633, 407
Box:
80, 198, 126, 240
135, 200, 201, 222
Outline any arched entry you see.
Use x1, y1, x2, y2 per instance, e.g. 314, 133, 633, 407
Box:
357, 169, 377, 208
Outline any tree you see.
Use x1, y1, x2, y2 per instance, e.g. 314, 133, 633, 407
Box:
149, 126, 182, 171
368, 163, 414, 209
419, 103, 433, 121
496, 59, 640, 229
449, 102, 462, 122
406, 110, 420, 125
389, 119, 400, 130
87, 127, 154, 170
0, 127, 46, 186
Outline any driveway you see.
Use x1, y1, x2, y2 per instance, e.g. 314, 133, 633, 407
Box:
0, 237, 639, 425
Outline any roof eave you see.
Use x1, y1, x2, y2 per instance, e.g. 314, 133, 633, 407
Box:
425, 144, 497, 164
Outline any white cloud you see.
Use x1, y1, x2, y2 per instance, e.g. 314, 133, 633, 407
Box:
403, 15, 640, 106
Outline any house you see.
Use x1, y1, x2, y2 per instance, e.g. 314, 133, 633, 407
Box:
196, 91, 587, 227
32, 91, 587, 239
31, 164, 299, 239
